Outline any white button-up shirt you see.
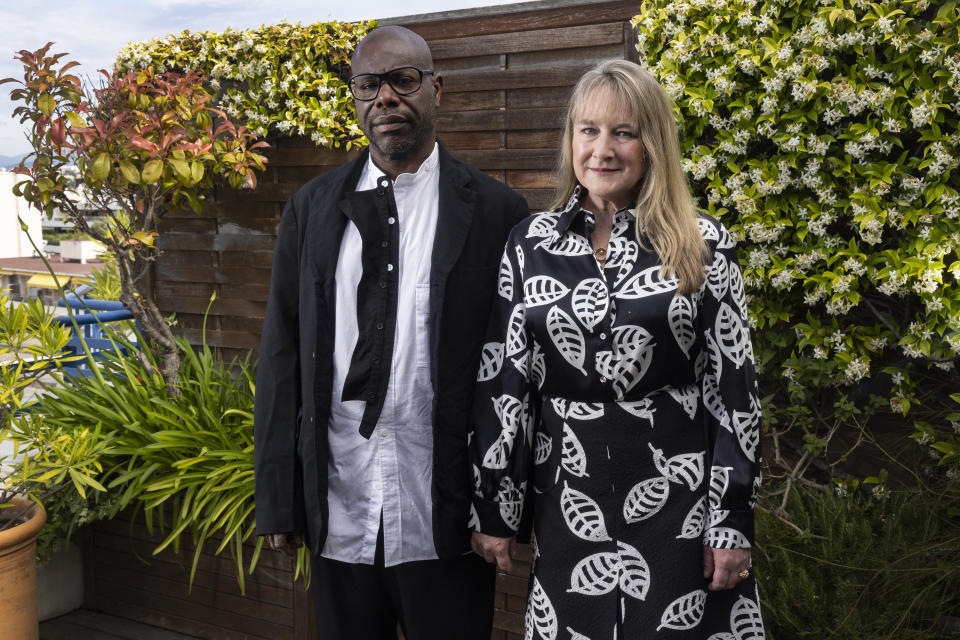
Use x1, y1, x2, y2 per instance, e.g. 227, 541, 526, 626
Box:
322, 144, 440, 566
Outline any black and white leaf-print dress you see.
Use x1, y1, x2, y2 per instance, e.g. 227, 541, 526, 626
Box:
470, 191, 765, 640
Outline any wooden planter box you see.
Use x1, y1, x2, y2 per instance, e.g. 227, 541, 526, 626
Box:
83, 511, 313, 640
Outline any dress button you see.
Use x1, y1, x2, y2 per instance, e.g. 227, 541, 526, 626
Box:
600, 376, 607, 383
599, 333, 607, 340
388, 217, 396, 225
376, 322, 384, 330
387, 264, 394, 272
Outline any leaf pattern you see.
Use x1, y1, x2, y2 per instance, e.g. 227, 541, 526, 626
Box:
669, 294, 697, 358
615, 266, 678, 300
548, 306, 587, 375
561, 424, 589, 478
525, 275, 572, 307
709, 466, 732, 509
667, 384, 699, 420
677, 495, 708, 539
658, 590, 707, 631
623, 476, 669, 523
477, 342, 505, 382
566, 628, 591, 640
715, 302, 749, 368
568, 551, 620, 595
617, 540, 651, 601
704, 527, 751, 549
528, 577, 558, 640
698, 217, 720, 241
650, 444, 705, 490
527, 213, 557, 239
567, 402, 604, 421
530, 341, 546, 388
535, 432, 553, 465
540, 232, 593, 257
506, 303, 528, 357
561, 481, 611, 542
497, 476, 523, 531
730, 596, 765, 640
706, 250, 730, 300
571, 278, 609, 331
618, 399, 655, 426
498, 251, 515, 300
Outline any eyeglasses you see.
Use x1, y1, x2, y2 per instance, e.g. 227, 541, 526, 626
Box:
348, 67, 434, 101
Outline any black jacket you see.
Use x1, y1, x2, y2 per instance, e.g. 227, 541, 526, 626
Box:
253, 143, 529, 558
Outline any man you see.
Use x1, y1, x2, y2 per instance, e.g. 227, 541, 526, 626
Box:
253, 25, 528, 640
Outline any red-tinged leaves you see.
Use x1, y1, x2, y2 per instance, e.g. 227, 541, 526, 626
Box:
130, 136, 158, 153
245, 169, 257, 190
50, 118, 66, 147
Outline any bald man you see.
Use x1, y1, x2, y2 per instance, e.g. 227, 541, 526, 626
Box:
253, 26, 528, 639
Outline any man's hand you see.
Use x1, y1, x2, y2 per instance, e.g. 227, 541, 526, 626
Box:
265, 532, 303, 558
471, 531, 514, 572
703, 546, 751, 591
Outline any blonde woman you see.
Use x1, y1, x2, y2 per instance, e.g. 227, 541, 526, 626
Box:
470, 59, 765, 638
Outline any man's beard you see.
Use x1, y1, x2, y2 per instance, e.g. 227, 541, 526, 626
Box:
367, 108, 435, 160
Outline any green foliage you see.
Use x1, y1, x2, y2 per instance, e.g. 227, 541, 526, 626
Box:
755, 486, 960, 639
0, 289, 104, 560
633, 0, 960, 489
28, 329, 308, 589
114, 20, 375, 149
2, 44, 270, 388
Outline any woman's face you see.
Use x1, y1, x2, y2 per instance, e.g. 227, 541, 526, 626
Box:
571, 92, 645, 213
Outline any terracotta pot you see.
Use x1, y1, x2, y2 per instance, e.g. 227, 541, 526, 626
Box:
0, 497, 47, 640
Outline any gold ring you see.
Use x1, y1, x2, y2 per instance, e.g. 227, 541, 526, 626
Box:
738, 568, 750, 579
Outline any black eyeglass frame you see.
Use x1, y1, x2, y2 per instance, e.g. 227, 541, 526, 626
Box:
348, 67, 435, 101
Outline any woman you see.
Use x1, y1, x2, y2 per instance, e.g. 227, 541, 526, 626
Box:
469, 59, 765, 639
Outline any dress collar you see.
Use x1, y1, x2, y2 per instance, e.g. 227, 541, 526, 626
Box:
553, 185, 637, 237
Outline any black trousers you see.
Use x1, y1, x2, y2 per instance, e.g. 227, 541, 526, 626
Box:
310, 529, 495, 640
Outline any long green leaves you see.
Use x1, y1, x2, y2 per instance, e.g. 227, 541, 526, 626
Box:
33, 332, 303, 591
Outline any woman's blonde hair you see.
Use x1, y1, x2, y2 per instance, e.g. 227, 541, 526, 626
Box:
551, 59, 707, 295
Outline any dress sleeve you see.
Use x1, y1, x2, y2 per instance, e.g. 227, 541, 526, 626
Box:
469, 231, 536, 538
698, 223, 761, 549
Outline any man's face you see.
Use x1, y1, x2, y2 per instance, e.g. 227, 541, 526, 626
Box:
350, 35, 441, 163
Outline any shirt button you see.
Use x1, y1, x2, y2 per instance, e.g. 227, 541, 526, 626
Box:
600, 376, 607, 383
309, 416, 314, 423
376, 322, 384, 330
387, 264, 394, 272
388, 217, 396, 225
599, 333, 607, 340
381, 240, 389, 248
380, 429, 389, 438
379, 280, 387, 288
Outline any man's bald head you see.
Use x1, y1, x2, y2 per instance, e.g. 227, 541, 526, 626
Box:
348, 25, 443, 178
351, 26, 434, 73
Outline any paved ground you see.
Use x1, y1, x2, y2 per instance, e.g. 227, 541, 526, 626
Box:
40, 609, 199, 640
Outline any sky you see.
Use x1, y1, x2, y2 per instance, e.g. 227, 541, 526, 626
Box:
0, 0, 528, 158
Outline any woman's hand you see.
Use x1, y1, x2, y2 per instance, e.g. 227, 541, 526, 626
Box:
471, 531, 515, 572
703, 546, 751, 591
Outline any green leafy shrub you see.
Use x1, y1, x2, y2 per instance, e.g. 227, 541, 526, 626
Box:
28, 327, 304, 589
633, 0, 960, 489
114, 20, 375, 148
755, 485, 960, 639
